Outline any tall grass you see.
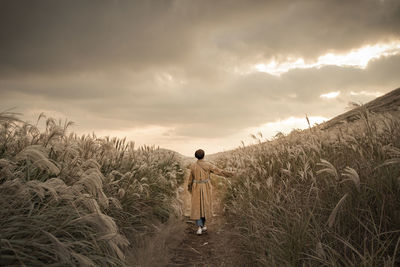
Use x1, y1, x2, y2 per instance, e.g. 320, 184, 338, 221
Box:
221, 108, 400, 266
0, 112, 184, 266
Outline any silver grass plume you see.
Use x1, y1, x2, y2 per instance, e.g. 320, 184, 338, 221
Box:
16, 145, 60, 175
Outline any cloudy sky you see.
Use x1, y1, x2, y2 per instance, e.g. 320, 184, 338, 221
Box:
1, 0, 400, 156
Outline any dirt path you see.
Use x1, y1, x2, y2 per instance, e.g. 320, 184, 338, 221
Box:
167, 171, 234, 267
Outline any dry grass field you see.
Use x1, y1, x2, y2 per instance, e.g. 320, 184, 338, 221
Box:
215, 88, 400, 266
1, 87, 400, 266
0, 113, 185, 266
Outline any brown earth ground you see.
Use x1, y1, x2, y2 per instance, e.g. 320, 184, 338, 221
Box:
166, 169, 237, 267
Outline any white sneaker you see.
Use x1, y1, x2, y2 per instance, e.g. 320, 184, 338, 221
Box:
202, 226, 207, 232
196, 227, 202, 235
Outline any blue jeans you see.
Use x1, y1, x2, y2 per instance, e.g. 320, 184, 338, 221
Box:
196, 217, 206, 227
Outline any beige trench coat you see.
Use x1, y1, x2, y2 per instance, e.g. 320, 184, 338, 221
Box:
188, 159, 231, 221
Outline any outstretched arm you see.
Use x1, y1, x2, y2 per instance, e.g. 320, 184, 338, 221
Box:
207, 162, 234, 178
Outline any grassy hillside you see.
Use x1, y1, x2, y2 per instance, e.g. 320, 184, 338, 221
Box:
321, 87, 400, 129
217, 88, 400, 266
0, 113, 185, 266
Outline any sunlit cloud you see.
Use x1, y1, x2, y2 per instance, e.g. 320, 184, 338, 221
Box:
320, 91, 340, 99
350, 91, 383, 97
253, 41, 400, 76
254, 58, 306, 75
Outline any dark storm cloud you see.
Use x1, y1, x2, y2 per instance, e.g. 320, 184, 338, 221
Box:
0, 0, 199, 76
2, 54, 400, 138
212, 0, 400, 61
0, 0, 400, 143
1, 0, 399, 76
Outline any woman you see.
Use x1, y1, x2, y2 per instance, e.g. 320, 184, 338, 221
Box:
187, 149, 234, 235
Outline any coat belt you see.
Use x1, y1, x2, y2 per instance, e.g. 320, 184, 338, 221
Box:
193, 179, 210, 184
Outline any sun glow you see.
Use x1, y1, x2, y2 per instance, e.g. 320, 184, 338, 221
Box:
253, 41, 400, 76
320, 91, 340, 99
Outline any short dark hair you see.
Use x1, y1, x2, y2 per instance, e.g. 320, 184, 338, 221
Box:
195, 149, 205, 159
